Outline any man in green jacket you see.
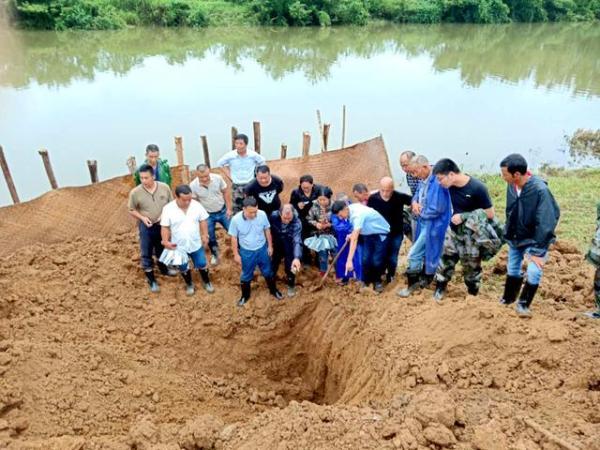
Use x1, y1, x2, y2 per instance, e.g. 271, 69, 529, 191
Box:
585, 202, 600, 319
134, 144, 172, 187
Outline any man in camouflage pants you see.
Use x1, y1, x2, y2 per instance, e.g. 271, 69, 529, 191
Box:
585, 202, 600, 319
431, 159, 498, 301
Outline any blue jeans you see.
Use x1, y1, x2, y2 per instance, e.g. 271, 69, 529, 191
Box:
139, 222, 163, 271
406, 223, 428, 274
207, 207, 230, 255
507, 244, 546, 285
360, 234, 388, 285
317, 250, 333, 272
384, 232, 404, 279
179, 247, 208, 272
240, 244, 273, 282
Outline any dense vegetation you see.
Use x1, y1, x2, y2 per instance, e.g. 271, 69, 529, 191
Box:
8, 0, 600, 30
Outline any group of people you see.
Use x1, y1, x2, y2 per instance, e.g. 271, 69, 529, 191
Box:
127, 134, 600, 319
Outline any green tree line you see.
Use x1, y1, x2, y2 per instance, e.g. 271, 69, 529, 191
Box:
7, 0, 600, 30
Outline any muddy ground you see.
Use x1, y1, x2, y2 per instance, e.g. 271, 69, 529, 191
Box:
0, 232, 599, 450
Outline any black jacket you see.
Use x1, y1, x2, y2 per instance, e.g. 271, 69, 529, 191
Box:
504, 175, 560, 256
269, 211, 303, 260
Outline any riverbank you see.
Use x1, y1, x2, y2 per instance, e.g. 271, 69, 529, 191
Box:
7, 0, 600, 30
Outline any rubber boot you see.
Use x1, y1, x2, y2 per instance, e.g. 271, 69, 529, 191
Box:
145, 270, 160, 293
157, 261, 177, 277
466, 282, 480, 296
287, 273, 296, 298
237, 282, 251, 307
420, 269, 434, 289
397, 272, 421, 298
210, 247, 219, 266
433, 280, 447, 303
181, 270, 194, 296
198, 268, 215, 293
516, 282, 538, 318
266, 277, 283, 300
499, 276, 523, 305
584, 292, 600, 319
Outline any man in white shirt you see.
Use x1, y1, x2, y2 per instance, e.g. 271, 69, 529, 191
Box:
216, 133, 266, 214
160, 185, 214, 296
190, 164, 232, 266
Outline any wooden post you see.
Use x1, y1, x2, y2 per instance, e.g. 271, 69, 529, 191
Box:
280, 144, 287, 160
174, 136, 184, 166
323, 123, 330, 152
302, 132, 310, 158
0, 145, 19, 204
253, 121, 261, 154
38, 149, 58, 189
201, 135, 210, 167
231, 126, 238, 150
316, 110, 324, 152
87, 160, 98, 183
341, 105, 346, 149
126, 156, 137, 175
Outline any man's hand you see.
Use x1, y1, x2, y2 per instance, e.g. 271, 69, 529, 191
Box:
316, 223, 323, 230
528, 254, 546, 269
297, 202, 305, 210
412, 202, 422, 216
234, 253, 241, 265
141, 216, 153, 227
162, 241, 177, 250
451, 214, 463, 226
345, 260, 354, 275
267, 246, 273, 257
226, 208, 233, 219
291, 259, 301, 273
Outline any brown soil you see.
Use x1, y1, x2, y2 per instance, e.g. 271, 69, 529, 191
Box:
0, 232, 599, 450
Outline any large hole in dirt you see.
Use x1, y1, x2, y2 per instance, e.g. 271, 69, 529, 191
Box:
182, 296, 372, 407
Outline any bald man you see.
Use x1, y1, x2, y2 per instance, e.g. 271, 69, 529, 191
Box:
367, 177, 413, 284
269, 204, 303, 297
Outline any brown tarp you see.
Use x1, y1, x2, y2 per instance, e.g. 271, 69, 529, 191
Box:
0, 136, 391, 255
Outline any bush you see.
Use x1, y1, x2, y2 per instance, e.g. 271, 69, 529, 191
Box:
289, 0, 313, 25
402, 0, 444, 22
317, 9, 332, 24
505, 0, 548, 20
443, 0, 510, 22
331, 0, 370, 24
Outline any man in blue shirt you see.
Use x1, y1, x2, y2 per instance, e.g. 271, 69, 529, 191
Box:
229, 196, 283, 306
216, 134, 266, 214
332, 201, 390, 293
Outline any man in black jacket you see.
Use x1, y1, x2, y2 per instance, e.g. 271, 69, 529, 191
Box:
499, 154, 560, 317
270, 204, 303, 298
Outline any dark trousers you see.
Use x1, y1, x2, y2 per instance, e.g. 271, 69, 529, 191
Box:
139, 222, 164, 271
272, 241, 296, 287
384, 232, 404, 280
360, 233, 388, 285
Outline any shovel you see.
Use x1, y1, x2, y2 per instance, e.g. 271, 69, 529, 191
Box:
311, 240, 349, 292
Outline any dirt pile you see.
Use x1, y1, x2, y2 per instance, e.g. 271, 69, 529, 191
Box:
0, 232, 599, 449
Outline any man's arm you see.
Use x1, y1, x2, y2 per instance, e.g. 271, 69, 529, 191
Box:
231, 236, 241, 265
161, 226, 176, 250
223, 186, 233, 217
200, 219, 209, 249
484, 206, 495, 220
345, 228, 360, 273
128, 209, 152, 227
265, 228, 273, 256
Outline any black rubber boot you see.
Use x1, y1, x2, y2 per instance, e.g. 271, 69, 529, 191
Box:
266, 277, 284, 300
397, 272, 422, 298
237, 282, 251, 307
157, 262, 169, 276
499, 275, 523, 305
420, 273, 434, 289
516, 282, 538, 318
433, 280, 447, 303
466, 282, 480, 296
286, 273, 296, 298
181, 270, 194, 296
198, 268, 215, 293
145, 270, 160, 293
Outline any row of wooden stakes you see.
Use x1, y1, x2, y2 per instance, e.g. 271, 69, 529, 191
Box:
0, 107, 346, 206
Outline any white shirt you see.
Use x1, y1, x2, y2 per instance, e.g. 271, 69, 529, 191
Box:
216, 150, 266, 185
190, 173, 227, 213
160, 199, 209, 253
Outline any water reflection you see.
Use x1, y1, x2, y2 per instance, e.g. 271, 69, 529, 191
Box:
1, 23, 598, 96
